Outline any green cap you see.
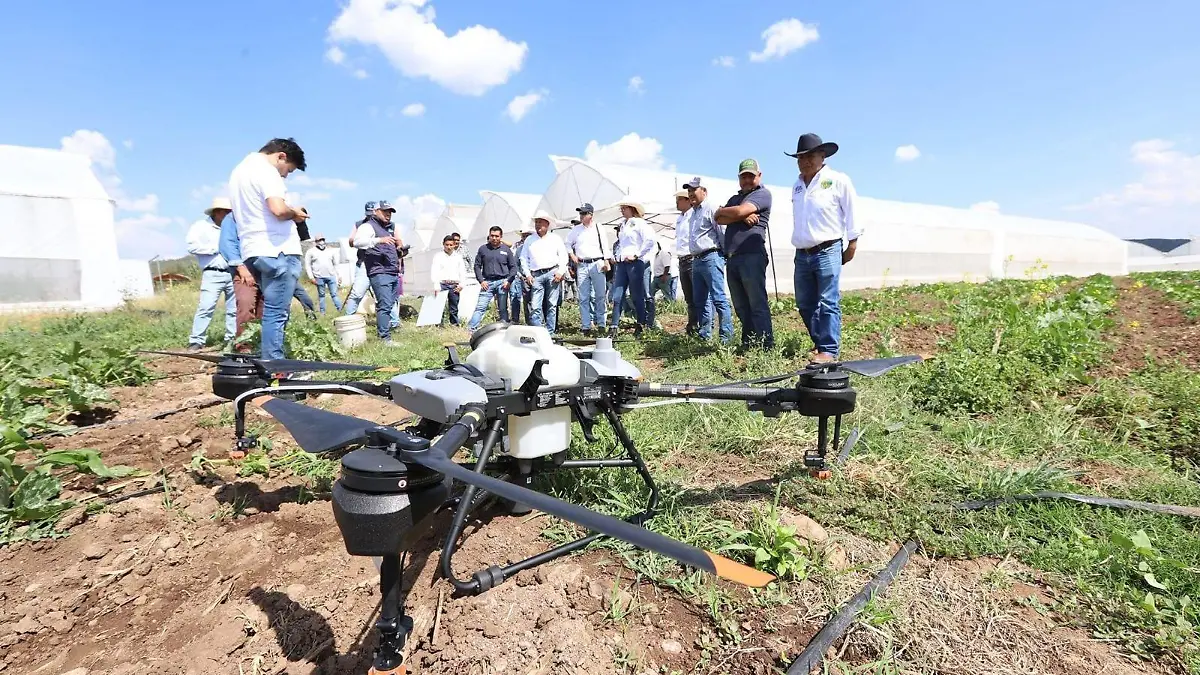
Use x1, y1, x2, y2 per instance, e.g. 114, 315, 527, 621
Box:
738, 158, 760, 175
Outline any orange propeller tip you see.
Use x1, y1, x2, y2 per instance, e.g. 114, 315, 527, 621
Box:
706, 552, 776, 588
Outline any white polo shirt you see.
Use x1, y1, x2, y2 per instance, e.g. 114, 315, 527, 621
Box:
228, 152, 301, 260
565, 222, 611, 261
791, 166, 863, 250
673, 209, 692, 258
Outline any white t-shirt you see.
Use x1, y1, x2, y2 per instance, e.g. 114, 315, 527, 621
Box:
228, 152, 300, 260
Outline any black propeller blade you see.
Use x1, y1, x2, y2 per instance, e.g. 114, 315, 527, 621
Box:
258, 398, 379, 453
833, 354, 926, 377
138, 350, 382, 373
255, 398, 775, 588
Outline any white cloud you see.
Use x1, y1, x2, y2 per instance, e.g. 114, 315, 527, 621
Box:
970, 201, 1001, 214
628, 76, 644, 94
352, 68, 369, 79
118, 193, 159, 212
401, 102, 426, 117
325, 46, 346, 65
505, 89, 546, 123
114, 213, 185, 260
1068, 139, 1200, 237
289, 175, 358, 191
749, 18, 819, 62
584, 132, 667, 171
327, 0, 528, 96
390, 193, 446, 228
191, 183, 225, 202
289, 191, 333, 204
712, 56, 736, 68
894, 144, 921, 162
60, 129, 116, 171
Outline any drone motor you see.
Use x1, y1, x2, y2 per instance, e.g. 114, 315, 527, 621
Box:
211, 359, 269, 400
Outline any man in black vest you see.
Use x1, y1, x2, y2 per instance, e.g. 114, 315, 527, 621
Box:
351, 200, 403, 345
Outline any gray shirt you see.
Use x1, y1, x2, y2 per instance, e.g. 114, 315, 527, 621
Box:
722, 185, 772, 256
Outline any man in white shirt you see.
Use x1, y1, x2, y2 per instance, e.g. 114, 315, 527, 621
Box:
430, 234, 466, 326
608, 200, 656, 336
647, 233, 678, 330
564, 202, 612, 335
683, 178, 734, 344
304, 234, 343, 315
671, 190, 705, 336
519, 211, 569, 335
509, 224, 534, 324
787, 133, 863, 362
227, 137, 309, 360
353, 201, 405, 343
185, 197, 237, 351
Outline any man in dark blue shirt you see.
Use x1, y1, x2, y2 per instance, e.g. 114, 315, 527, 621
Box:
714, 159, 775, 350
467, 226, 518, 330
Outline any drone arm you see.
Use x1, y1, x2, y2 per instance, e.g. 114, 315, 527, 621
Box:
638, 382, 789, 403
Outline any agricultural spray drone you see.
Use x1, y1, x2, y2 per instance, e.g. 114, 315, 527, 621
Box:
147, 323, 922, 674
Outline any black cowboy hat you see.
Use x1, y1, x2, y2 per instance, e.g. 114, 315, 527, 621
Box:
786, 133, 838, 158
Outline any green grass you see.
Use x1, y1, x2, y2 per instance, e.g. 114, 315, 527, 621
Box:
3, 271, 1200, 670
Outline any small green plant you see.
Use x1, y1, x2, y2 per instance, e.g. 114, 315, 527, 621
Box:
724, 485, 811, 581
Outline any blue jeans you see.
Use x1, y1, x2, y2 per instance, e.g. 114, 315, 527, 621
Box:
369, 274, 399, 340
727, 252, 774, 349
528, 271, 562, 334
576, 261, 608, 330
611, 259, 649, 328
691, 252, 733, 343
468, 280, 510, 330
247, 254, 301, 360
345, 264, 399, 327
794, 245, 843, 356
510, 281, 525, 324
647, 274, 677, 328
315, 277, 342, 314
189, 269, 236, 346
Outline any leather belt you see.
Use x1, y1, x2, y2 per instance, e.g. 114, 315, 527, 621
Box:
531, 266, 557, 276
578, 257, 604, 263
692, 247, 720, 258
799, 239, 840, 255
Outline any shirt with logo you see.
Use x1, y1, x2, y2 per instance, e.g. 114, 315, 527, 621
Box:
721, 185, 772, 256
228, 152, 300, 260
791, 166, 862, 250
615, 217, 656, 264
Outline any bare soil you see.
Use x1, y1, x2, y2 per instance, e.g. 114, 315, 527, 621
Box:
0, 357, 1176, 674
1106, 280, 1200, 374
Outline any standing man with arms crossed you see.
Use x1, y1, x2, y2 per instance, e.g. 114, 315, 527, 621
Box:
788, 133, 862, 363
185, 197, 237, 351
519, 212, 569, 335
608, 200, 656, 337
684, 178, 734, 344
304, 234, 343, 315
227, 138, 309, 360
565, 203, 612, 336
353, 201, 405, 344
714, 159, 775, 351
467, 226, 517, 330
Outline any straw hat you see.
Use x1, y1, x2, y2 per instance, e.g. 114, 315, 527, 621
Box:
617, 199, 645, 218
204, 196, 233, 217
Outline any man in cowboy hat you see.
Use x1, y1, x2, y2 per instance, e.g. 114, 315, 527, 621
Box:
352, 200, 405, 345
671, 189, 703, 335
683, 178, 734, 344
609, 199, 656, 336
787, 133, 863, 362
565, 202, 613, 335
715, 158, 775, 350
185, 197, 238, 352
519, 211, 569, 334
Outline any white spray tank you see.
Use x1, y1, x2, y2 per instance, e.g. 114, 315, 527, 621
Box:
464, 325, 582, 458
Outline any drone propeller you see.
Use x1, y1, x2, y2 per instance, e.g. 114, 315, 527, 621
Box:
138, 349, 384, 374
256, 397, 775, 588
832, 354, 927, 377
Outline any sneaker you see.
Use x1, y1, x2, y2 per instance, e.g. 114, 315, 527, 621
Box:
186, 344, 204, 353
382, 339, 402, 347
810, 352, 836, 364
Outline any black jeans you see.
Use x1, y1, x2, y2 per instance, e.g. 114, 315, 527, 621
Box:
439, 282, 460, 325
679, 256, 698, 334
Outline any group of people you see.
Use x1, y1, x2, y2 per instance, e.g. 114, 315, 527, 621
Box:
186, 131, 863, 363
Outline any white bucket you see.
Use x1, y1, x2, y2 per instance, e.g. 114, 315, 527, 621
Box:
333, 314, 368, 349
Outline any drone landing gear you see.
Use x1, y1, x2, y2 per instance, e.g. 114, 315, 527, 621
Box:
439, 403, 659, 595
804, 414, 846, 480
369, 553, 413, 675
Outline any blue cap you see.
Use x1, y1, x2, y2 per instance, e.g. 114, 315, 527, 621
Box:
376, 200, 396, 212
683, 176, 703, 189
576, 203, 594, 214
364, 201, 377, 214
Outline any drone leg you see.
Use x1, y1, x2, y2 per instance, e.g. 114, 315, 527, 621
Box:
832, 414, 843, 456
230, 397, 258, 460
440, 419, 503, 595
601, 403, 660, 524
806, 416, 833, 479
369, 553, 412, 675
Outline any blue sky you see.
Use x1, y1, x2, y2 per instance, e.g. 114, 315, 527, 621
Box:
2, 0, 1198, 259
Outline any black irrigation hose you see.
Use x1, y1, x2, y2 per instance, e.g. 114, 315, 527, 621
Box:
953, 491, 1200, 519
786, 540, 920, 674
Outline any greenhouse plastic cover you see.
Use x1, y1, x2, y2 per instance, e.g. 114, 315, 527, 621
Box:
0, 144, 126, 312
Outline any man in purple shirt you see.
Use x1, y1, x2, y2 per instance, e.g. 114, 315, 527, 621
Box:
714, 159, 775, 350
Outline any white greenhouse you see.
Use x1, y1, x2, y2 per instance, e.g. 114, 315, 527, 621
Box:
0, 144, 150, 313
538, 156, 1129, 293
403, 203, 481, 297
